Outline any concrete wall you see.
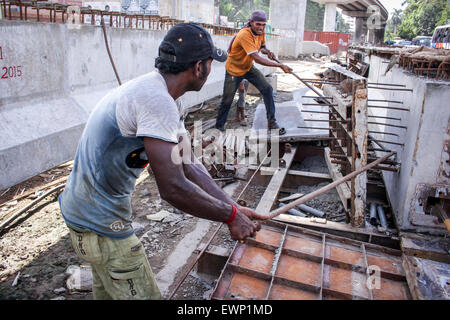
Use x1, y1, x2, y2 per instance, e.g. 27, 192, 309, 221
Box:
0, 20, 278, 190
366, 54, 450, 235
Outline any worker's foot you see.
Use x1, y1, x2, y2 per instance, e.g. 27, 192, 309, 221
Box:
238, 107, 247, 126
214, 125, 225, 132
268, 121, 286, 135
234, 106, 242, 122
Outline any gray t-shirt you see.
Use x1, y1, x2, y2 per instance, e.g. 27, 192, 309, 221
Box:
116, 71, 187, 141
59, 71, 186, 238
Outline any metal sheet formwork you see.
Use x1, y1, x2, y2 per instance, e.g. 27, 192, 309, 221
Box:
211, 220, 411, 300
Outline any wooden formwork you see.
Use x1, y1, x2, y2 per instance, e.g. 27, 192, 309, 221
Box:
211, 220, 410, 300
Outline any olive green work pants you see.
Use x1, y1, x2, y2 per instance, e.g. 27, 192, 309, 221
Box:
67, 225, 162, 300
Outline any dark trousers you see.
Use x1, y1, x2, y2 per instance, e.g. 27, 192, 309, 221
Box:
215, 66, 276, 129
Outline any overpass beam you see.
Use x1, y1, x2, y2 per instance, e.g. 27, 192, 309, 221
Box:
323, 3, 337, 32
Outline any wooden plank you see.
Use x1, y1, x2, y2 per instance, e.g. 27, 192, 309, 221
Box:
256, 146, 298, 215
248, 166, 332, 188
324, 147, 351, 213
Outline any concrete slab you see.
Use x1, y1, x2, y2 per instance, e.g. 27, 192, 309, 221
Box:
250, 88, 329, 143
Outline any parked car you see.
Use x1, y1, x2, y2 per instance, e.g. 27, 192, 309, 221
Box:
412, 36, 432, 47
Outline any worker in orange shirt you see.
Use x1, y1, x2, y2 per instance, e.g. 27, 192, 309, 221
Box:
214, 10, 292, 134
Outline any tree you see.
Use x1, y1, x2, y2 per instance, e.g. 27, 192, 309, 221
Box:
218, 0, 270, 23
336, 11, 350, 33
398, 0, 447, 39
391, 8, 402, 34
305, 0, 325, 31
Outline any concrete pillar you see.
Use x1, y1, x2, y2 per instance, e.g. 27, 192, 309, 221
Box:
374, 26, 385, 45
354, 17, 367, 44
270, 0, 307, 57
323, 3, 337, 32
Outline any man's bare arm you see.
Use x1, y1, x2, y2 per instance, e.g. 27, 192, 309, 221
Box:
143, 137, 264, 240
250, 52, 292, 73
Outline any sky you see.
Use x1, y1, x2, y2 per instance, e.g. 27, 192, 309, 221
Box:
379, 0, 406, 16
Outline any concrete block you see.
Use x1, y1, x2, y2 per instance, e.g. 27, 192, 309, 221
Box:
300, 41, 330, 56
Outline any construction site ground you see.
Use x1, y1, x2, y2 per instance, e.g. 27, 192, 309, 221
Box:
0, 56, 342, 300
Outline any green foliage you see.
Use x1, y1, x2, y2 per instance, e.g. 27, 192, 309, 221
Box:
397, 0, 447, 39
304, 0, 325, 31
336, 11, 350, 33
218, 0, 271, 23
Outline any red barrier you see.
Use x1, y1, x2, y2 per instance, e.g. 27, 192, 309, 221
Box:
304, 30, 351, 55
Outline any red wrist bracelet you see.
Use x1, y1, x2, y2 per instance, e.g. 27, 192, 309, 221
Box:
225, 204, 237, 225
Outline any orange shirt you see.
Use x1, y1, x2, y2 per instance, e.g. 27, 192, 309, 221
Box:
225, 27, 265, 77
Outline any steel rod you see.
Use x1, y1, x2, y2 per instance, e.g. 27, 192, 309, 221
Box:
368, 148, 394, 152
369, 139, 404, 146
301, 110, 330, 114
368, 86, 413, 92
101, 18, 122, 85
368, 130, 399, 137
368, 115, 401, 121
302, 103, 338, 106
268, 152, 396, 219
368, 121, 407, 129
0, 184, 65, 233
304, 119, 347, 123
299, 79, 407, 88
368, 99, 403, 104
273, 57, 336, 107
297, 126, 333, 130
368, 105, 410, 112
302, 96, 333, 99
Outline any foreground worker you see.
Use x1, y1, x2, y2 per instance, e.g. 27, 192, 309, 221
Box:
215, 10, 293, 133
58, 22, 267, 300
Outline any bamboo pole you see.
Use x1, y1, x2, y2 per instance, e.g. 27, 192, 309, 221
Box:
267, 152, 395, 220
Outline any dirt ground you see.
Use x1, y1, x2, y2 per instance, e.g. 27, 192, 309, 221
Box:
0, 56, 342, 300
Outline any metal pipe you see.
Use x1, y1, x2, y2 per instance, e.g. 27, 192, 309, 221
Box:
297, 204, 325, 218
268, 152, 396, 220
369, 203, 377, 225
278, 203, 307, 217
377, 205, 387, 228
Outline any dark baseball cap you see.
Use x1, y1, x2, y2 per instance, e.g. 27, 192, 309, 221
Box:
159, 22, 227, 64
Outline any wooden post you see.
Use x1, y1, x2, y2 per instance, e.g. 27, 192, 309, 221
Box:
351, 80, 368, 227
